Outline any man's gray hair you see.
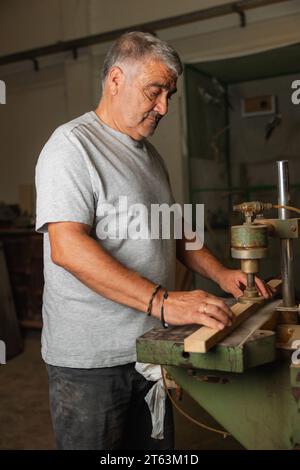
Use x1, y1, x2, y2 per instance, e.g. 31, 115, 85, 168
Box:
102, 31, 182, 85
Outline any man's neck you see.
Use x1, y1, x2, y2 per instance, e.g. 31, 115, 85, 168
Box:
95, 100, 116, 132
95, 99, 143, 142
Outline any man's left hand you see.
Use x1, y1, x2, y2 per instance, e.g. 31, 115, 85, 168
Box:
216, 268, 273, 300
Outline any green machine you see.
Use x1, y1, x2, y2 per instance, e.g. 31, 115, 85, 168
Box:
136, 160, 300, 450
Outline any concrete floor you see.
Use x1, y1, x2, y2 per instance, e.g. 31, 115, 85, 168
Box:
0, 331, 243, 450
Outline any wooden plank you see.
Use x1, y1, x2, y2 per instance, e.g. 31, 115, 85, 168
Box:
219, 299, 281, 347
184, 279, 282, 353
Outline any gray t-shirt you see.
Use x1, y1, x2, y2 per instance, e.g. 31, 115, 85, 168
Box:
35, 110, 176, 368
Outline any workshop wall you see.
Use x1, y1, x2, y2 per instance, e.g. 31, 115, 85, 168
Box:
1, 0, 300, 209
229, 73, 300, 290
188, 66, 300, 295
229, 74, 300, 193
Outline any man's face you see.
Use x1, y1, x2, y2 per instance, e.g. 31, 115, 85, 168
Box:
111, 59, 177, 140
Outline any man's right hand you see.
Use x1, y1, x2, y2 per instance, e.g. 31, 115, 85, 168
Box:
152, 289, 233, 330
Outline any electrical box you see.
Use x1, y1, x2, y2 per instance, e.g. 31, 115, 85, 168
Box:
242, 95, 276, 117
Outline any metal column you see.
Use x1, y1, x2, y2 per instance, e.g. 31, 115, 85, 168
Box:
277, 160, 296, 307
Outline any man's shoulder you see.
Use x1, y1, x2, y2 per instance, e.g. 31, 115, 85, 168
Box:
39, 111, 100, 159
37, 112, 98, 167
51, 111, 96, 141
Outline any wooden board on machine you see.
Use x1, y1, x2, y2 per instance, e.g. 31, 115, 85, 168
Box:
184, 279, 282, 354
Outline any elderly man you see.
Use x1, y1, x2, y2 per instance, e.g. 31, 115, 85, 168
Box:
35, 31, 270, 450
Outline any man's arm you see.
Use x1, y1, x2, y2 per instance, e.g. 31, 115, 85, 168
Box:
176, 236, 226, 285
48, 221, 233, 330
176, 233, 272, 299
49, 221, 155, 314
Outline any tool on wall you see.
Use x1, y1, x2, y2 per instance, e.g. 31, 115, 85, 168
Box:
265, 113, 282, 141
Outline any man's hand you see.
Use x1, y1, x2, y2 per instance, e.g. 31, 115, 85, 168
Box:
176, 239, 272, 303
152, 289, 233, 330
216, 267, 273, 299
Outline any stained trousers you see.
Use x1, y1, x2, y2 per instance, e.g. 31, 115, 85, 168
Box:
46, 362, 174, 450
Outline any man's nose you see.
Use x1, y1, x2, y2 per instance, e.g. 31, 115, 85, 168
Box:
154, 96, 168, 116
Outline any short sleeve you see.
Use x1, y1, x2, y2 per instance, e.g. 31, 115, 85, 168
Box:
35, 128, 95, 233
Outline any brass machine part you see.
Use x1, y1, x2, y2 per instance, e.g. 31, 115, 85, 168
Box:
231, 221, 269, 304
233, 201, 273, 224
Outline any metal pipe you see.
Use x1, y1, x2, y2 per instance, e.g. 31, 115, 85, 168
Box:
277, 160, 291, 219
277, 160, 296, 307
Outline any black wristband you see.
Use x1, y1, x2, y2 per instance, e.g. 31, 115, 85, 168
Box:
161, 290, 169, 328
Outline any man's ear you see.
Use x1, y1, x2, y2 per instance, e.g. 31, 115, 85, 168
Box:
107, 66, 124, 95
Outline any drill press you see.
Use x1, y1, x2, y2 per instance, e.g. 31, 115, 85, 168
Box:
231, 160, 299, 308
231, 202, 271, 303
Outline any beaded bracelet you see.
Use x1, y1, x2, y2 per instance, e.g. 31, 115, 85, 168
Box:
161, 290, 169, 329
146, 284, 161, 316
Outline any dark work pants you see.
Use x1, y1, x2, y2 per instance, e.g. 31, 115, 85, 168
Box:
46, 362, 174, 450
